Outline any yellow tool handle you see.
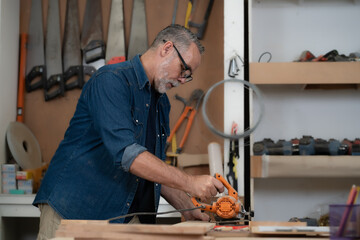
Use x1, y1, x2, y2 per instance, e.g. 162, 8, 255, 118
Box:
184, 0, 193, 28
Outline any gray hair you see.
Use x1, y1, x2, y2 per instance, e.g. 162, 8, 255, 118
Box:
150, 24, 205, 54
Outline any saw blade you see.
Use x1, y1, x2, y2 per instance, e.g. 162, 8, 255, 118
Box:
46, 0, 62, 79
127, 0, 148, 59
26, 0, 44, 75
63, 0, 81, 71
44, 0, 64, 100
81, 0, 105, 63
106, 0, 126, 64
25, 0, 45, 92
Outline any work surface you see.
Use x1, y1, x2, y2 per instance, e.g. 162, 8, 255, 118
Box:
51, 220, 330, 240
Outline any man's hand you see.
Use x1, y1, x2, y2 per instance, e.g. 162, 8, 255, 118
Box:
186, 175, 224, 202
161, 185, 211, 222
182, 208, 209, 221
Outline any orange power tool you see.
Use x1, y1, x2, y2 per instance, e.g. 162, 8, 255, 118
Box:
191, 173, 245, 219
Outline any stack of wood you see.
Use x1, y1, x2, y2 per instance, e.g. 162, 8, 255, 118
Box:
53, 220, 215, 240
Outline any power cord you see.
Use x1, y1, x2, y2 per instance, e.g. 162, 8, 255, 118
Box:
107, 206, 205, 222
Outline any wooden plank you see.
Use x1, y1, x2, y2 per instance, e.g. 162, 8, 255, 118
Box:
251, 155, 360, 178
175, 220, 216, 229
61, 219, 109, 225
56, 230, 211, 240
249, 221, 306, 227
178, 154, 209, 168
57, 222, 210, 235
214, 238, 324, 240
50, 238, 74, 240
251, 226, 329, 236
250, 62, 360, 84
250, 156, 262, 178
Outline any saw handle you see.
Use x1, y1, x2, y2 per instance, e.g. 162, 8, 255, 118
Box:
215, 173, 238, 200
63, 65, 85, 90
191, 173, 238, 210
25, 65, 46, 92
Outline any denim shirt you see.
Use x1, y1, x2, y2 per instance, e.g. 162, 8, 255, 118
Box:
33, 55, 171, 222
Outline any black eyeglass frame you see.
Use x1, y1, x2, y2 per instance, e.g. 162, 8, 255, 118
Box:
163, 40, 193, 82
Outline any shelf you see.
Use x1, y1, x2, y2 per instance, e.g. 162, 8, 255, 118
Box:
250, 62, 360, 84
251, 155, 360, 178
0, 194, 179, 218
0, 194, 39, 217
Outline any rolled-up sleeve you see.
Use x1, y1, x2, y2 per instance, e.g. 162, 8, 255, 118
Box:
122, 143, 147, 171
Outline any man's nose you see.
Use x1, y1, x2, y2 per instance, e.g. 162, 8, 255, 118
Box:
177, 77, 187, 84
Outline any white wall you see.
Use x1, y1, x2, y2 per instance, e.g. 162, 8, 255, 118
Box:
253, 86, 360, 141
254, 178, 359, 221
0, 0, 19, 164
249, 0, 360, 221
252, 0, 360, 62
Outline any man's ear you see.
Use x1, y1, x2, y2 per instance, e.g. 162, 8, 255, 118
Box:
160, 41, 172, 57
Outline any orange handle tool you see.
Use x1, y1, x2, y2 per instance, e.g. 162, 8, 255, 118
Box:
177, 108, 197, 152
17, 33, 28, 123
191, 173, 241, 219
166, 106, 192, 145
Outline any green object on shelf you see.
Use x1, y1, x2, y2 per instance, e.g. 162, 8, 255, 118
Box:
9, 189, 25, 194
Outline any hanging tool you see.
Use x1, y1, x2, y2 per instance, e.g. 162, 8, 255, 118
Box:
63, 0, 95, 90
165, 133, 179, 166
191, 173, 253, 220
227, 122, 239, 192
44, 0, 64, 101
25, 0, 46, 92
184, 0, 195, 28
127, 0, 148, 59
188, 0, 214, 39
17, 34, 27, 122
106, 0, 126, 64
228, 54, 244, 78
166, 89, 204, 154
171, 0, 179, 25
81, 0, 105, 68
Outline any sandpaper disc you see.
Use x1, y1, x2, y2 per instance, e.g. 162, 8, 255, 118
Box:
6, 122, 42, 170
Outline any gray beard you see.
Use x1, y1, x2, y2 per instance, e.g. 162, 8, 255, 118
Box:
156, 78, 180, 94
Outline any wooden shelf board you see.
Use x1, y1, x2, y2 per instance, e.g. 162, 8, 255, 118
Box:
251, 155, 360, 178
250, 62, 360, 84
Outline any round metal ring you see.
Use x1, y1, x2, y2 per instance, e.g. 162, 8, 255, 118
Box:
202, 79, 264, 140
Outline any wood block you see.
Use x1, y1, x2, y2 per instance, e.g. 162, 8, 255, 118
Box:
55, 221, 214, 239
249, 221, 306, 227
178, 154, 209, 168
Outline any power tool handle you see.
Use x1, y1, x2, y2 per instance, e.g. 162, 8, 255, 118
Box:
215, 173, 238, 200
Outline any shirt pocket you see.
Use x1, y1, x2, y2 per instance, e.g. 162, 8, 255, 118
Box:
131, 108, 144, 140
160, 123, 170, 160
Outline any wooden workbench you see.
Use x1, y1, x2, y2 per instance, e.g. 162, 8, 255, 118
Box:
51, 220, 331, 240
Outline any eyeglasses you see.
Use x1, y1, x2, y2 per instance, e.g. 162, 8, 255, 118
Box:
163, 40, 193, 82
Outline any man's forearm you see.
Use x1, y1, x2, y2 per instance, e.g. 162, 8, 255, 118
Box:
129, 151, 224, 202
129, 151, 191, 193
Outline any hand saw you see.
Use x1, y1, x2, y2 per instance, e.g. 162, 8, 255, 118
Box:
25, 0, 46, 92
44, 0, 64, 101
81, 0, 105, 65
63, 0, 95, 90
127, 0, 148, 59
106, 0, 126, 64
